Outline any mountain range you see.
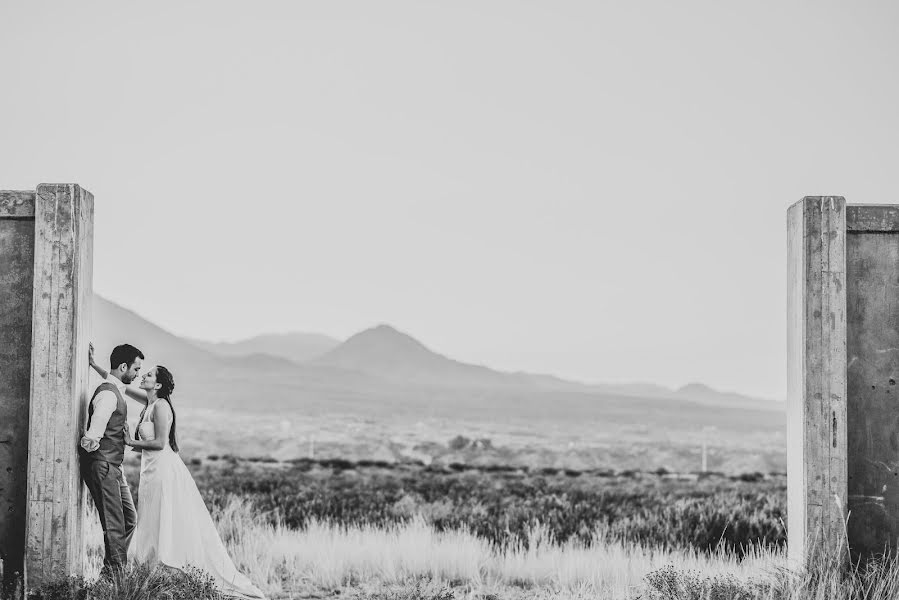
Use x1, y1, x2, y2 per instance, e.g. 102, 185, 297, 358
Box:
189, 332, 341, 364
89, 296, 783, 432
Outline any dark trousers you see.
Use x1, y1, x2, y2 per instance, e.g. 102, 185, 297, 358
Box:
82, 460, 136, 569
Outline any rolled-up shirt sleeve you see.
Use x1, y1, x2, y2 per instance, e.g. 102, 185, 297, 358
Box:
84, 391, 117, 442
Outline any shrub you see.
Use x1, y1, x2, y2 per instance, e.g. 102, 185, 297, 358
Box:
189, 460, 786, 555
447, 436, 470, 451
647, 544, 899, 600
22, 564, 222, 600
358, 459, 393, 469
644, 565, 768, 600
320, 458, 356, 470
362, 578, 455, 600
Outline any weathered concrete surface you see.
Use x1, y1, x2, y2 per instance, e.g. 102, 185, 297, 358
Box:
846, 212, 899, 559
0, 191, 35, 218
0, 186, 93, 588
25, 184, 93, 587
786, 197, 848, 567
0, 205, 34, 584
847, 205, 899, 232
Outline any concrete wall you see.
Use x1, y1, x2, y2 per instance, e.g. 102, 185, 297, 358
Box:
0, 186, 94, 589
846, 206, 899, 558
790, 201, 899, 563
0, 192, 36, 584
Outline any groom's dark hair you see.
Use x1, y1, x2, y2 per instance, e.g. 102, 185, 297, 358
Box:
110, 344, 145, 370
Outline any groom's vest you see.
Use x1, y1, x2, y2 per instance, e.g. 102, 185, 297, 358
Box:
81, 382, 128, 466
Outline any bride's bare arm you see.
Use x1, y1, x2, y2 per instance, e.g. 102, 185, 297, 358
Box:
89, 343, 149, 405
123, 385, 149, 405
124, 401, 171, 451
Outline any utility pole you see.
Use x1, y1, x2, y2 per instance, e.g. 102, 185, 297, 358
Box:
702, 436, 708, 473
701, 426, 716, 473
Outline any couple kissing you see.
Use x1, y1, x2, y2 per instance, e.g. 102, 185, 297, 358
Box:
79, 343, 265, 599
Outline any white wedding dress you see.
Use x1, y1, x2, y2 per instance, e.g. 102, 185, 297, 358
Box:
128, 401, 265, 599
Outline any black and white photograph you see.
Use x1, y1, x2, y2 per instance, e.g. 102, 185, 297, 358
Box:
1, 2, 898, 599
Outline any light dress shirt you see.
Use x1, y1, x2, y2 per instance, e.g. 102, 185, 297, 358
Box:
81, 375, 127, 452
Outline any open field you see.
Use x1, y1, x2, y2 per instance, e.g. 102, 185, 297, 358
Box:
18, 457, 899, 600
179, 458, 787, 555
75, 495, 784, 600
169, 408, 786, 475
71, 456, 786, 599
120, 456, 788, 554
69, 492, 899, 600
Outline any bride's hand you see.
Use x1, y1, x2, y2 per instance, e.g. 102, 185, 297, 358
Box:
123, 422, 135, 446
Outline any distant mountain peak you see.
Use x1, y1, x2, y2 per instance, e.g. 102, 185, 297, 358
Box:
369, 323, 404, 335
345, 324, 432, 351
677, 382, 715, 395
315, 323, 529, 387
362, 323, 409, 335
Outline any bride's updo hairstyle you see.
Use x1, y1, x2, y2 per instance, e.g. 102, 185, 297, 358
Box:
156, 365, 179, 452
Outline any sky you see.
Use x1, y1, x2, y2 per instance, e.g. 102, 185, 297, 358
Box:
3, 1, 899, 400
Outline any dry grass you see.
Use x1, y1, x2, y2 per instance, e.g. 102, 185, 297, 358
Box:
84, 496, 780, 599
73, 495, 899, 600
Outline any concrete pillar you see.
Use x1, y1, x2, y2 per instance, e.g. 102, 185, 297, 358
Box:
25, 184, 94, 587
786, 196, 848, 566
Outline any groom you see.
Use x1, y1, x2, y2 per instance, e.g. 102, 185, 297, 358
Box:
79, 343, 144, 571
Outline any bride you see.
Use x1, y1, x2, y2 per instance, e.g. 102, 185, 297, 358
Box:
89, 347, 265, 599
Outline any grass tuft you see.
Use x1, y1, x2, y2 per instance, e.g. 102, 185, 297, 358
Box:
14, 564, 221, 600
